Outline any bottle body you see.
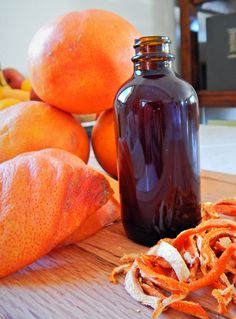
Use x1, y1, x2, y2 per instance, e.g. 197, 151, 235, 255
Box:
114, 42, 201, 246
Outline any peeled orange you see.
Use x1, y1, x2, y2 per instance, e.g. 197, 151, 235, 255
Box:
0, 148, 112, 277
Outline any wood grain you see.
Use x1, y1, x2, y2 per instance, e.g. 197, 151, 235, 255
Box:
198, 91, 236, 107
179, 0, 200, 88
201, 170, 236, 202
0, 170, 236, 318
179, 0, 192, 84
0, 246, 152, 319
191, 0, 205, 5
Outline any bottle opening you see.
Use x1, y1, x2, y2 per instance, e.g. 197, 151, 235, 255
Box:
134, 36, 171, 47
132, 35, 175, 63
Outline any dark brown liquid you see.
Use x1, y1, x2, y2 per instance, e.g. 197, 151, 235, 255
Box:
115, 71, 201, 246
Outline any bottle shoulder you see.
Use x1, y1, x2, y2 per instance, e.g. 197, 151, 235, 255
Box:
115, 72, 198, 105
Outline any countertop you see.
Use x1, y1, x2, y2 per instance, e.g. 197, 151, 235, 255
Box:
0, 125, 236, 319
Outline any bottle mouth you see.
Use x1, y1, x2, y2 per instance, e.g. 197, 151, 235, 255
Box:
132, 35, 175, 62
133, 36, 171, 47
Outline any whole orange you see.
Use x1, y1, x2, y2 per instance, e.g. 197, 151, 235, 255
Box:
28, 10, 140, 114
92, 109, 117, 177
0, 101, 90, 163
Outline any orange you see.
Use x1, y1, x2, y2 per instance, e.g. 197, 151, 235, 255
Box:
28, 10, 140, 114
92, 109, 117, 177
0, 101, 90, 163
70, 171, 120, 242
0, 148, 112, 277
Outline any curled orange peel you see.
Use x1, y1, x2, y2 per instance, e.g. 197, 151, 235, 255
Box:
111, 198, 236, 318
172, 219, 236, 250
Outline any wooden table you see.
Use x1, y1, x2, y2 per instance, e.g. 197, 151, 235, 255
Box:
0, 170, 236, 319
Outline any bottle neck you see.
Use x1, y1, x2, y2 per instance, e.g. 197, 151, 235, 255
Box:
132, 36, 175, 76
134, 60, 174, 76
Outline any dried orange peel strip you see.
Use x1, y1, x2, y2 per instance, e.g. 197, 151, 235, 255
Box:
212, 285, 235, 315
110, 263, 132, 284
110, 198, 236, 318
202, 198, 236, 221
188, 243, 236, 292
172, 219, 236, 250
148, 241, 190, 282
137, 243, 236, 292
200, 229, 236, 274
213, 198, 236, 217
141, 282, 209, 319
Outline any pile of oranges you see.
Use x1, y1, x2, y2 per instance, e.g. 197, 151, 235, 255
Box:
27, 9, 140, 177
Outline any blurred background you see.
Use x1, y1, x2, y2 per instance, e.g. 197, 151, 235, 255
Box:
1, 0, 236, 123
0, 0, 179, 73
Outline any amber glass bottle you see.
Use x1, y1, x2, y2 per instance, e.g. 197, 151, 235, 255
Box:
114, 36, 201, 246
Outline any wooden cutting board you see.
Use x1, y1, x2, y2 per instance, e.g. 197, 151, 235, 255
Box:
0, 170, 235, 319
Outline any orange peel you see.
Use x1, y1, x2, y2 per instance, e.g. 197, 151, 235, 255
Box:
111, 198, 236, 318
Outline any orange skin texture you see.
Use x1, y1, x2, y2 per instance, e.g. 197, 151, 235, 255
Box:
92, 109, 117, 178
64, 198, 120, 244
0, 148, 113, 278
62, 171, 120, 245
40, 149, 120, 245
28, 10, 141, 114
0, 101, 90, 163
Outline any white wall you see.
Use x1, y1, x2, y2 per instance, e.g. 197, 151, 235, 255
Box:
0, 0, 177, 75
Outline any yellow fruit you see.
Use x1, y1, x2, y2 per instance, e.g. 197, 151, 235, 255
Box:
0, 98, 21, 110
0, 68, 29, 101
21, 79, 32, 91
0, 69, 8, 86
0, 86, 30, 101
